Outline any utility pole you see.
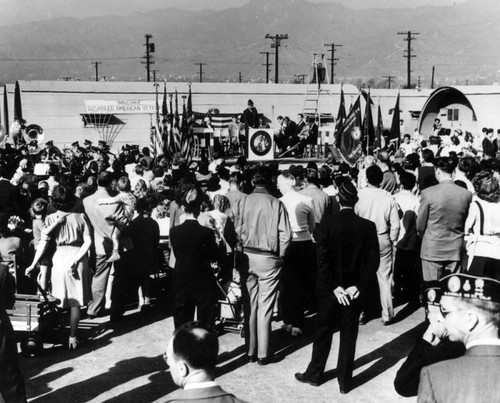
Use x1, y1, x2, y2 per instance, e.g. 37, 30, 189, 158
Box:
265, 34, 288, 83
142, 34, 155, 82
398, 31, 419, 88
383, 75, 396, 89
324, 43, 342, 84
259, 51, 272, 83
417, 75, 421, 89
431, 65, 435, 89
239, 72, 242, 83
92, 61, 101, 82
153, 70, 157, 82
195, 63, 206, 83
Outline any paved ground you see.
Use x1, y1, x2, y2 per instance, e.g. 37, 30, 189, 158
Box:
19, 297, 423, 403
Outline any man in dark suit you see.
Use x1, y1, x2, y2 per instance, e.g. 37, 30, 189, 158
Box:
0, 164, 21, 221
418, 274, 500, 402
295, 181, 380, 394
417, 157, 472, 283
164, 321, 246, 403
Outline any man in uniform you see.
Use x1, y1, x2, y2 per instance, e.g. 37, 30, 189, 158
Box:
418, 274, 500, 402
295, 181, 379, 393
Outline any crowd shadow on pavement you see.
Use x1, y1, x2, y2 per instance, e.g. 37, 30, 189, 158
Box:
322, 321, 426, 389
29, 355, 175, 403
22, 305, 172, 402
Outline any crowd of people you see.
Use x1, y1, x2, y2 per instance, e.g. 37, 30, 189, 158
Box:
1, 120, 500, 402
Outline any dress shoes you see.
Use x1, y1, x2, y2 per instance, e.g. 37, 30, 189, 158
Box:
359, 312, 369, 325
247, 355, 257, 363
339, 386, 349, 394
257, 354, 284, 366
382, 317, 395, 326
294, 372, 319, 387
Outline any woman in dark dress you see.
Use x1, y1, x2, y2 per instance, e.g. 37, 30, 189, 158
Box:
169, 184, 221, 330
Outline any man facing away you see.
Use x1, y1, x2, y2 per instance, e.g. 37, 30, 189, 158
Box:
83, 171, 133, 321
295, 181, 379, 394
164, 321, 246, 403
355, 164, 400, 325
416, 157, 472, 283
418, 274, 500, 403
237, 166, 292, 365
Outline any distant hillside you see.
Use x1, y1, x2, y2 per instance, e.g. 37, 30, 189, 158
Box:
0, 0, 498, 86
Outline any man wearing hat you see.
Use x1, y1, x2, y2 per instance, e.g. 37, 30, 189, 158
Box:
418, 274, 500, 402
295, 181, 380, 394
394, 283, 465, 397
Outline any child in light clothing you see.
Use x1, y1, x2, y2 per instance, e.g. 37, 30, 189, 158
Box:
98, 176, 136, 262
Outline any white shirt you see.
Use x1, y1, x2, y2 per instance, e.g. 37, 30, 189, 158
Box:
466, 338, 500, 350
280, 190, 314, 242
465, 199, 500, 260
184, 381, 218, 390
393, 189, 420, 243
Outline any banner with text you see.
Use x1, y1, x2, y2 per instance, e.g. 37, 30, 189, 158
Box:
84, 100, 156, 114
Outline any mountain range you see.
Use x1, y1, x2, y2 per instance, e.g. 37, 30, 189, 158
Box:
0, 0, 498, 86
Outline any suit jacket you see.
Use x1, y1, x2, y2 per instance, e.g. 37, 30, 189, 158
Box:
0, 179, 21, 219
316, 208, 380, 297
418, 344, 500, 403
82, 187, 120, 256
416, 180, 472, 261
170, 219, 221, 286
165, 385, 246, 403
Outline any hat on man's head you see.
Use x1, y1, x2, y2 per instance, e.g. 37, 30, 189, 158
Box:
71, 141, 79, 147
440, 274, 500, 304
45, 140, 54, 147
289, 164, 306, 180
338, 181, 358, 206
424, 281, 441, 307
84, 139, 92, 146
98, 140, 107, 147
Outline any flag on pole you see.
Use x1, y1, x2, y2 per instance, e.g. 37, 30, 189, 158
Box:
172, 90, 181, 153
374, 102, 384, 150
336, 95, 363, 166
334, 84, 346, 148
362, 90, 375, 155
180, 84, 195, 159
162, 82, 168, 119
389, 91, 401, 142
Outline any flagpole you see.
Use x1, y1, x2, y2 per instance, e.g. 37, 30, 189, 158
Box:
366, 87, 370, 156
154, 82, 160, 159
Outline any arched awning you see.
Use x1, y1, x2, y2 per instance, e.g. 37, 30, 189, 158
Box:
418, 86, 477, 135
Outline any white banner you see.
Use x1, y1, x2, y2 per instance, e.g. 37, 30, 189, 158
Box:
84, 100, 156, 114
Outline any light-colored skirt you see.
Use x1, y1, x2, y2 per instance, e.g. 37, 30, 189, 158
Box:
51, 245, 91, 308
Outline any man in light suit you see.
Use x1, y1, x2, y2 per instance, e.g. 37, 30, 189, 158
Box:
418, 273, 500, 403
83, 172, 132, 321
417, 157, 472, 282
164, 321, 246, 403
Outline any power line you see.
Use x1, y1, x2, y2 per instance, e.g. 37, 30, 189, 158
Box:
398, 30, 419, 88
194, 63, 206, 83
265, 34, 288, 83
92, 61, 101, 82
383, 75, 396, 89
324, 43, 342, 84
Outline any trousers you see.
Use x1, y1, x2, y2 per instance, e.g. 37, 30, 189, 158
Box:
305, 295, 361, 389
245, 252, 282, 359
377, 236, 394, 321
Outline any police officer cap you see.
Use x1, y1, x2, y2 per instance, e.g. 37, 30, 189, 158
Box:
440, 273, 500, 303
71, 141, 79, 147
45, 140, 54, 147
84, 139, 92, 146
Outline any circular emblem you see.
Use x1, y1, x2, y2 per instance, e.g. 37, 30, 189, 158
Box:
427, 289, 437, 303
448, 276, 461, 293
463, 280, 471, 292
250, 130, 272, 156
350, 126, 361, 141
